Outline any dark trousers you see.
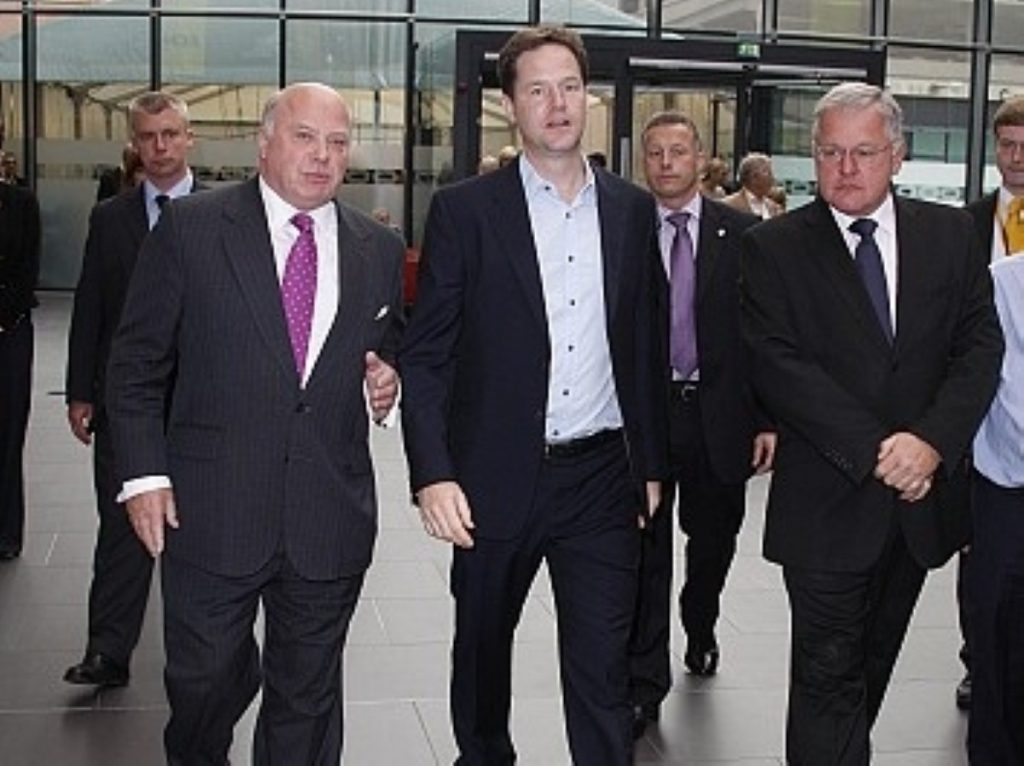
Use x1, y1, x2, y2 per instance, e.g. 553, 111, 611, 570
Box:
450, 437, 640, 765
967, 472, 1024, 765
85, 427, 154, 666
161, 552, 363, 766
0, 317, 32, 554
958, 547, 972, 674
628, 387, 745, 707
783, 529, 926, 766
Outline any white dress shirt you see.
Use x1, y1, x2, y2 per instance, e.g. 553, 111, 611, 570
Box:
143, 172, 193, 230
831, 194, 899, 334
519, 154, 622, 443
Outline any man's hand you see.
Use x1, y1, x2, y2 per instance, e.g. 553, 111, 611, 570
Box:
751, 431, 777, 474
416, 481, 475, 548
639, 480, 662, 529
875, 432, 940, 502
365, 351, 398, 422
125, 488, 179, 557
67, 401, 94, 445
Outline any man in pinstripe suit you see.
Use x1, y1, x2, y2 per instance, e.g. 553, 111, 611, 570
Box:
106, 82, 405, 765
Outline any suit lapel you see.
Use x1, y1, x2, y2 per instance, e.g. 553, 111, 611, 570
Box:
696, 199, 726, 306
892, 198, 930, 357
804, 197, 893, 352
489, 161, 547, 329
306, 201, 369, 391
595, 169, 625, 324
221, 178, 297, 384
119, 187, 150, 274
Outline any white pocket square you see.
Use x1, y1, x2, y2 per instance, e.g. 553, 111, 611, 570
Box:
374, 305, 390, 320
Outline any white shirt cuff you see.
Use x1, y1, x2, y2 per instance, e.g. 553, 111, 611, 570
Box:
117, 475, 172, 504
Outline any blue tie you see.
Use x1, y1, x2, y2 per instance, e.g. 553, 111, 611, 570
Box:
849, 218, 893, 344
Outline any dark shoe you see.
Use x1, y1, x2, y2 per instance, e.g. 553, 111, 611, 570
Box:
0, 549, 20, 561
684, 643, 719, 676
63, 652, 129, 687
956, 673, 971, 711
631, 703, 660, 740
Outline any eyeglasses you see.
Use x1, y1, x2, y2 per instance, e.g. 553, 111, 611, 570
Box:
814, 143, 893, 166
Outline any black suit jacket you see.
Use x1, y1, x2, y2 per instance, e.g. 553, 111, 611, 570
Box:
66, 182, 203, 427
966, 191, 998, 259
691, 197, 763, 483
0, 182, 40, 331
741, 195, 1003, 572
399, 159, 669, 540
106, 178, 405, 579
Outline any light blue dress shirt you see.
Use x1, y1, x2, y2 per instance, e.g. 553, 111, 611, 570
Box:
974, 255, 1024, 488
143, 172, 193, 230
518, 155, 623, 443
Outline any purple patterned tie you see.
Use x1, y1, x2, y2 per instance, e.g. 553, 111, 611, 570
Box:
282, 212, 318, 378
667, 211, 698, 378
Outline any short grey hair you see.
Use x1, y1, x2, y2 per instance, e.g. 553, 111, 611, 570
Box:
812, 82, 904, 148
128, 92, 189, 134
737, 152, 772, 185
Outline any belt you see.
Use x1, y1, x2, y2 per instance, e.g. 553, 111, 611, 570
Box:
544, 428, 623, 459
671, 381, 699, 403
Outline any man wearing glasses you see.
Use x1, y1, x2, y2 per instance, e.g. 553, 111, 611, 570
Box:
740, 82, 1003, 764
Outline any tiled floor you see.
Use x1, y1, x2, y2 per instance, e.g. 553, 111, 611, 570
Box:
0, 294, 970, 764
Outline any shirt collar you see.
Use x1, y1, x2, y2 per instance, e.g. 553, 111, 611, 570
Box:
518, 152, 595, 206
258, 176, 337, 235
830, 193, 896, 237
144, 170, 192, 206
658, 193, 702, 223
999, 186, 1021, 219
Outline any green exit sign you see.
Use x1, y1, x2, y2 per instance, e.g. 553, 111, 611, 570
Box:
737, 42, 761, 59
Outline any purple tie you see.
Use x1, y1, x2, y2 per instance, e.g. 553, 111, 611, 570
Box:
282, 212, 318, 378
667, 211, 697, 378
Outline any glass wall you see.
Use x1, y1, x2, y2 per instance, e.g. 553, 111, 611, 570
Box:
36, 14, 149, 287
3, 0, 1020, 285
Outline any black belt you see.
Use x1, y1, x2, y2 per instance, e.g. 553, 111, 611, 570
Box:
544, 428, 623, 459
671, 381, 699, 403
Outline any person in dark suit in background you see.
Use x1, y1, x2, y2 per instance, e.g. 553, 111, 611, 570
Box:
741, 82, 1003, 765
399, 26, 668, 765
106, 82, 404, 764
64, 91, 202, 688
628, 111, 774, 739
0, 114, 41, 562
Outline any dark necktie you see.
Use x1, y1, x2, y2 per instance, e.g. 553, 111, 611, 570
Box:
667, 211, 698, 377
849, 218, 893, 343
282, 213, 318, 379
152, 194, 170, 229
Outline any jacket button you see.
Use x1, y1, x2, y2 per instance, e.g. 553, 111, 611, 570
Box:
296, 403, 311, 414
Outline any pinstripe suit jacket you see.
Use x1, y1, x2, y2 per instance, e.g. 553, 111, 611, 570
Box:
106, 178, 404, 579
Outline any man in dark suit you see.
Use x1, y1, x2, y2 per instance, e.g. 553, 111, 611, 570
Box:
399, 26, 668, 765
741, 82, 1003, 764
106, 82, 404, 764
628, 111, 774, 738
64, 91, 201, 688
0, 115, 41, 562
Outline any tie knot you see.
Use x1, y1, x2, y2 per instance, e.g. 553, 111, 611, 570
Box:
1009, 196, 1024, 217
667, 211, 691, 230
849, 218, 877, 238
291, 212, 314, 235
155, 194, 169, 210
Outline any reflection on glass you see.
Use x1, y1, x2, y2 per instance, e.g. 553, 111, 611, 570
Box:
662, 0, 759, 34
